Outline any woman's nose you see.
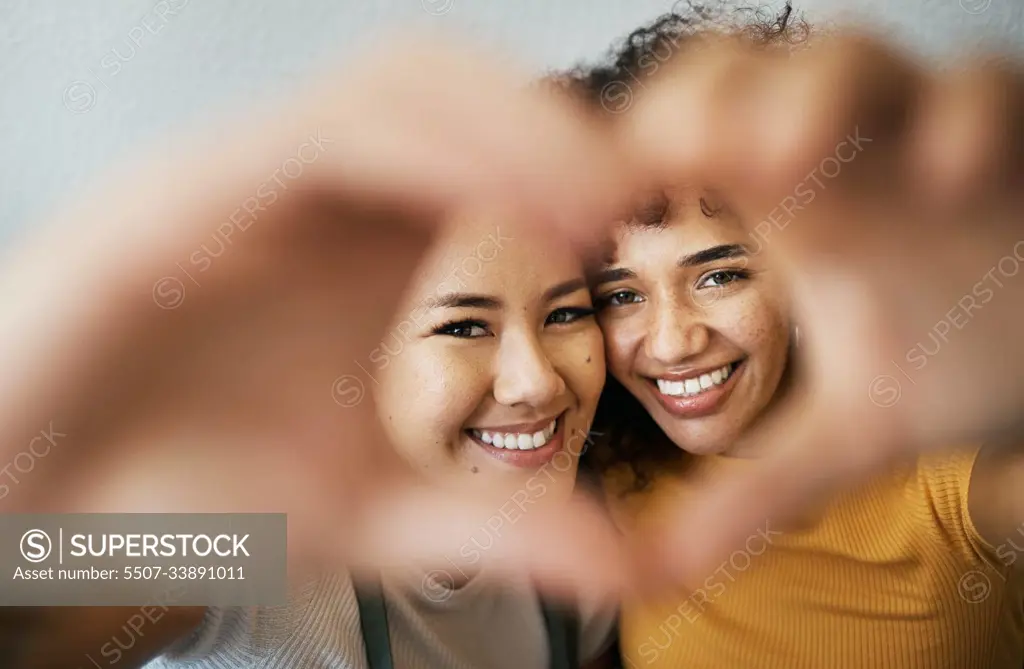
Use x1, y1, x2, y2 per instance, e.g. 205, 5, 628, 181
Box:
493, 332, 565, 407
644, 298, 710, 366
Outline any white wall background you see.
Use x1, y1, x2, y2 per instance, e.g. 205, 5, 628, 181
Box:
1, 0, 1021, 240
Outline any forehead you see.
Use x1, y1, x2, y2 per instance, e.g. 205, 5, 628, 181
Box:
408, 215, 584, 303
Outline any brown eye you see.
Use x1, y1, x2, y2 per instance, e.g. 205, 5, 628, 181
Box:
598, 290, 644, 309
546, 306, 596, 325
434, 320, 489, 338
697, 270, 747, 289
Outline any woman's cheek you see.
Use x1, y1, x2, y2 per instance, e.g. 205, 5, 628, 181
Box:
419, 355, 489, 422
722, 293, 791, 395
599, 317, 643, 383
548, 328, 603, 397
381, 351, 487, 465
716, 289, 781, 346
573, 328, 608, 411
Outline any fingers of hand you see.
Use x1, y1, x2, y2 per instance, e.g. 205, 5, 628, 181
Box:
912, 59, 1024, 211
627, 33, 920, 203
344, 484, 632, 599
623, 33, 778, 188
631, 31, 1024, 230
300, 37, 637, 249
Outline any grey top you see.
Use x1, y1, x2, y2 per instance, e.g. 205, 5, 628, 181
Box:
145, 570, 616, 668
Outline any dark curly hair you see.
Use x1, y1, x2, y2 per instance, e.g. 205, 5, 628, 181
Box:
567, 1, 809, 494
562, 1, 808, 113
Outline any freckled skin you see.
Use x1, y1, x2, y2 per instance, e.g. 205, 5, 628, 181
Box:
595, 192, 792, 456
374, 217, 606, 506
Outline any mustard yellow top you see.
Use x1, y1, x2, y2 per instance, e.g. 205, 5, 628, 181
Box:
608, 449, 1024, 668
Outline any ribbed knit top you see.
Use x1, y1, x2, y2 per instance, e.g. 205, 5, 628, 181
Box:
610, 449, 1024, 668
143, 570, 615, 668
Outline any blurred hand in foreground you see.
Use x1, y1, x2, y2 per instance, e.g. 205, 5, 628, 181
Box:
0, 35, 638, 596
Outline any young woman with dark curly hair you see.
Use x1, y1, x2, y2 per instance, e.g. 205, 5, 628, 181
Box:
572, 4, 1024, 667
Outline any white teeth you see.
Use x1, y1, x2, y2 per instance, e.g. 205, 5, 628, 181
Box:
471, 419, 559, 451
656, 363, 735, 397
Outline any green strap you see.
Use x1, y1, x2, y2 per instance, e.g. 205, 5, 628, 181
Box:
353, 578, 578, 669
542, 599, 579, 669
354, 578, 395, 669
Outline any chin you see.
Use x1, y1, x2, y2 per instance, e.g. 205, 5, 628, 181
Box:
657, 415, 746, 457
680, 440, 731, 456
665, 434, 733, 456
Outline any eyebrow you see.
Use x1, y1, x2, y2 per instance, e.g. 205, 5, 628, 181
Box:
678, 244, 748, 267
593, 244, 749, 285
417, 279, 589, 312
544, 278, 589, 302
591, 267, 638, 285
419, 294, 502, 310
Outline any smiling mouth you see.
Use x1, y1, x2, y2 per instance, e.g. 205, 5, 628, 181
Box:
646, 358, 746, 418
464, 412, 568, 469
652, 360, 742, 397
469, 418, 558, 451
